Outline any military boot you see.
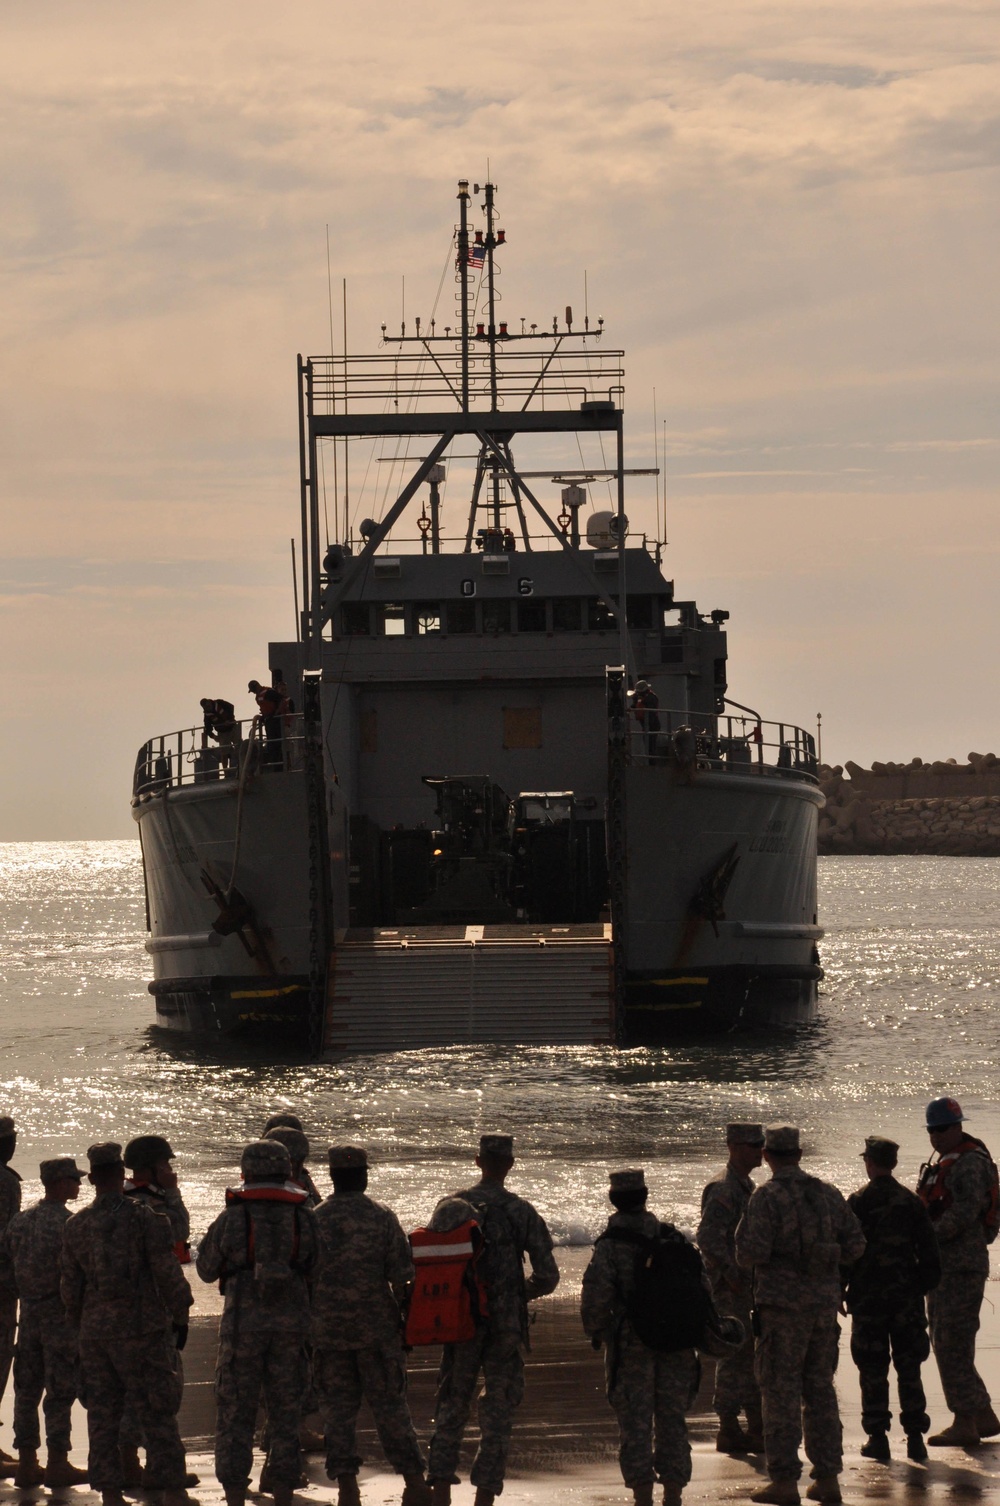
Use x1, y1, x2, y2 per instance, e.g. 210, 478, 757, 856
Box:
43, 1451, 89, 1486
473, 1491, 496, 1506
744, 1404, 765, 1453
120, 1445, 144, 1486
224, 1491, 246, 1506
401, 1476, 433, 1506
271, 1489, 294, 1506
0, 1447, 17, 1478
716, 1414, 749, 1453
751, 1481, 800, 1505
430, 1483, 452, 1506
102, 1493, 128, 1506
805, 1476, 842, 1503
928, 1414, 980, 1447
630, 1486, 654, 1506
976, 1406, 1000, 1438
14, 1449, 45, 1488
662, 1484, 683, 1506
143, 1466, 202, 1487
860, 1433, 890, 1462
906, 1433, 928, 1462
337, 1474, 361, 1505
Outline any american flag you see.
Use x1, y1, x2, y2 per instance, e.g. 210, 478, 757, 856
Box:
457, 238, 485, 270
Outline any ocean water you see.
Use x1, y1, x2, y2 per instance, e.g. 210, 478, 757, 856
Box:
1, 841, 998, 1262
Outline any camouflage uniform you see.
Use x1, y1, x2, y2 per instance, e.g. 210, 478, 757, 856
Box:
698, 1163, 760, 1425
427, 1176, 559, 1496
196, 1162, 318, 1490
919, 1138, 995, 1415
120, 1179, 191, 1454
0, 1198, 79, 1454
60, 1174, 191, 1492
735, 1157, 865, 1482
311, 1189, 424, 1479
582, 1207, 700, 1490
846, 1175, 939, 1435
0, 1160, 22, 1415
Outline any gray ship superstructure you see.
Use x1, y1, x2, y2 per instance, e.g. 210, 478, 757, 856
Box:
133, 180, 824, 1051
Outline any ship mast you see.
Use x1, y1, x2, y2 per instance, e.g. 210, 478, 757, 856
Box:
297, 178, 635, 671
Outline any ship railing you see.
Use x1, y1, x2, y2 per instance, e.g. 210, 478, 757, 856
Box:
627, 705, 818, 783
307, 348, 625, 415
132, 714, 306, 798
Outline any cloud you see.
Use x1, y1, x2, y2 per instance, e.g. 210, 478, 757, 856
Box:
0, 0, 997, 834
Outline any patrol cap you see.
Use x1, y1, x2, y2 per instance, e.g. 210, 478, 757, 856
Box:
861, 1136, 899, 1166
241, 1140, 291, 1179
479, 1134, 514, 1159
265, 1127, 309, 1162
926, 1097, 964, 1129
124, 1135, 175, 1170
609, 1168, 647, 1191
634, 680, 651, 692
0, 1117, 15, 1138
726, 1123, 765, 1146
764, 1124, 800, 1153
262, 1112, 303, 1135
40, 1157, 84, 1185
328, 1146, 367, 1171
87, 1142, 124, 1170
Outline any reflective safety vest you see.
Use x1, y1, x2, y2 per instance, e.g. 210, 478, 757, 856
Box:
917, 1135, 1000, 1245
404, 1220, 487, 1346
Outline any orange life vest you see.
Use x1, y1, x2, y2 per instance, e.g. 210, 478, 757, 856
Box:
404, 1220, 488, 1346
917, 1134, 1000, 1245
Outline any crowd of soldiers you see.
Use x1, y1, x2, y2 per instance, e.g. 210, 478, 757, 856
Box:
0, 1097, 995, 1506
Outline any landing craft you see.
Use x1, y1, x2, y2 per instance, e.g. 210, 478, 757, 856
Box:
132, 180, 824, 1051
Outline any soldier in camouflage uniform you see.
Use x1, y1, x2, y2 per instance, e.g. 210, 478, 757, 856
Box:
845, 1135, 940, 1462
697, 1122, 765, 1454
60, 1142, 192, 1506
0, 1157, 88, 1489
311, 1146, 430, 1506
262, 1114, 322, 1205
916, 1096, 1000, 1446
582, 1169, 701, 1506
0, 1114, 22, 1476
735, 1124, 865, 1506
197, 1139, 319, 1506
119, 1134, 196, 1488
427, 1133, 560, 1506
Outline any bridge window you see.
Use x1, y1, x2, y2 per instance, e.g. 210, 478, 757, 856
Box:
380, 603, 406, 636
416, 603, 442, 635
517, 600, 546, 633
552, 598, 581, 632
482, 601, 511, 634
626, 596, 653, 629
588, 597, 616, 630
446, 601, 477, 634
342, 604, 371, 636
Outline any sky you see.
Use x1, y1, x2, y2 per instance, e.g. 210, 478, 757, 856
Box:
1, 0, 998, 839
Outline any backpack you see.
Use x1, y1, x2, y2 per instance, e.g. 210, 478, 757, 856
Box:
600, 1222, 712, 1353
405, 1220, 488, 1346
220, 1186, 308, 1301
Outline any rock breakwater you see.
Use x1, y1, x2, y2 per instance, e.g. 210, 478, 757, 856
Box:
818, 754, 1000, 855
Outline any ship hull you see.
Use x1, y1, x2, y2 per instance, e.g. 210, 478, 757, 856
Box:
620, 764, 823, 1034
135, 760, 821, 1047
